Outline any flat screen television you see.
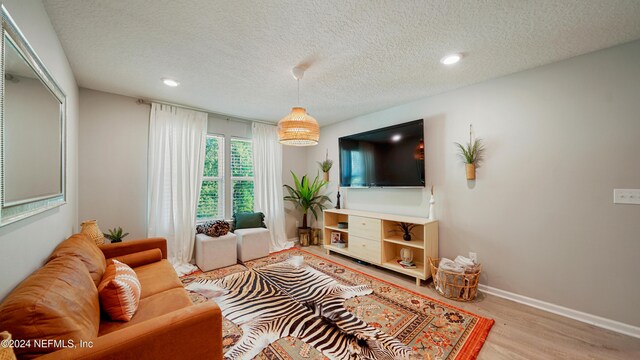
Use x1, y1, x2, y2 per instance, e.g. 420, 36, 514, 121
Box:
339, 119, 425, 188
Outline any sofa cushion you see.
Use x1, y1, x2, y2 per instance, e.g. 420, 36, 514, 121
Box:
98, 260, 141, 321
49, 233, 107, 287
98, 287, 193, 336
0, 256, 99, 358
106, 248, 162, 268
134, 259, 183, 299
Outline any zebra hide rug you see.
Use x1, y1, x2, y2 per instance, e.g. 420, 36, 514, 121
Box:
187, 257, 414, 360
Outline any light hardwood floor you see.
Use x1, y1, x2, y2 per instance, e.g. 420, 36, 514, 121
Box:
304, 246, 640, 359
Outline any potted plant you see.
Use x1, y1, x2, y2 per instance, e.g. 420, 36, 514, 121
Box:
317, 150, 333, 182
455, 126, 485, 180
104, 227, 129, 243
283, 171, 332, 243
395, 222, 418, 241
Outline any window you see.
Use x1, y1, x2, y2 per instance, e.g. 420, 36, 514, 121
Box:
196, 135, 254, 221
230, 138, 254, 214
197, 135, 224, 220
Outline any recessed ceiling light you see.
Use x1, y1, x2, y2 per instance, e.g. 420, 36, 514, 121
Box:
391, 134, 402, 142
162, 78, 180, 87
440, 54, 462, 65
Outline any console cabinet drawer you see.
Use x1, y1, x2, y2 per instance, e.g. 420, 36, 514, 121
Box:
349, 215, 381, 239
349, 235, 381, 263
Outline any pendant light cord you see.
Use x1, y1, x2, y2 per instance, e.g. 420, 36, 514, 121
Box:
297, 78, 300, 106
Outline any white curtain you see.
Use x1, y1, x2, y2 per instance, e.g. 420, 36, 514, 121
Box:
252, 123, 292, 252
147, 103, 208, 276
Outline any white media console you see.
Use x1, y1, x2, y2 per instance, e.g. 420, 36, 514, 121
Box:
322, 208, 438, 286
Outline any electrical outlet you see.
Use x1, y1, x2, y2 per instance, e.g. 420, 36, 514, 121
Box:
469, 252, 478, 263
614, 189, 640, 205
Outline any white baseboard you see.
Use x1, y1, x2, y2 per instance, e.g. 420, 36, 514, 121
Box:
478, 284, 640, 339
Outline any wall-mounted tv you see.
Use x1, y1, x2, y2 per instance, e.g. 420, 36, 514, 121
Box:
339, 119, 425, 188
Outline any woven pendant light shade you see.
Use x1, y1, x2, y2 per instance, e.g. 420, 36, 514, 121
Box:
278, 107, 319, 146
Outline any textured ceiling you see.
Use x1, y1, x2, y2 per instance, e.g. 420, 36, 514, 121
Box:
43, 0, 640, 125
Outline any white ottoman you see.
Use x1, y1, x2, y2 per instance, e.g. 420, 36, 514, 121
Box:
235, 228, 270, 262
195, 232, 237, 272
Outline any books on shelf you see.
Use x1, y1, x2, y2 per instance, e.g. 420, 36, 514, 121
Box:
397, 259, 416, 269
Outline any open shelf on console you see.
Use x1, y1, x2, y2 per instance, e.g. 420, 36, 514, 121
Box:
382, 220, 425, 247
383, 235, 424, 249
325, 225, 348, 233
382, 238, 427, 280
324, 211, 349, 229
382, 258, 426, 278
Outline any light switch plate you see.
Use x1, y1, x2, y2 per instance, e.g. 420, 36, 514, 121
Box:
613, 189, 640, 205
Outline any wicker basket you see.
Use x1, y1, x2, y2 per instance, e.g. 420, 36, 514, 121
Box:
0, 331, 16, 360
429, 257, 481, 301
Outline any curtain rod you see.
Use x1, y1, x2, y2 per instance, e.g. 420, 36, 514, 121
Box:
136, 98, 275, 126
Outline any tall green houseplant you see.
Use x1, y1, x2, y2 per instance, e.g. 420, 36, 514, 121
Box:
283, 171, 332, 229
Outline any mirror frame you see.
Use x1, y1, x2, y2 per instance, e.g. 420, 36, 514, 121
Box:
0, 5, 66, 227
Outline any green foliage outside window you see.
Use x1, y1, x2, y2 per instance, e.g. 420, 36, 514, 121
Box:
203, 136, 220, 177
231, 139, 253, 177
197, 180, 220, 220
231, 139, 254, 214
198, 136, 223, 219
233, 180, 254, 214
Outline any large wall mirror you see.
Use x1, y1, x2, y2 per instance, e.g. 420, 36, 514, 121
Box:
1, 5, 66, 226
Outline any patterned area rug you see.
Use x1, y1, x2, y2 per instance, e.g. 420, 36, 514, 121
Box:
181, 248, 494, 360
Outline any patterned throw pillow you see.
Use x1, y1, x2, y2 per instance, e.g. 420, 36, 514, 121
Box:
98, 260, 141, 321
196, 220, 230, 237
196, 221, 213, 235
210, 220, 231, 237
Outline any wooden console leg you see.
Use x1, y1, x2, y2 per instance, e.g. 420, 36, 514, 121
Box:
416, 278, 421, 287
326, 249, 330, 255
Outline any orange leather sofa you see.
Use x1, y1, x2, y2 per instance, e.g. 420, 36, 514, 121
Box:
0, 234, 222, 359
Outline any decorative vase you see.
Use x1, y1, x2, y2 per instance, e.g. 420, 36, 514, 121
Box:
80, 220, 105, 245
403, 232, 411, 241
298, 228, 311, 247
323, 171, 329, 182
465, 163, 476, 180
428, 192, 435, 220
310, 228, 320, 245
400, 248, 414, 264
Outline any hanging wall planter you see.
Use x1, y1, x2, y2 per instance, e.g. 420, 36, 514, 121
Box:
455, 124, 485, 181
465, 164, 476, 180
318, 149, 333, 182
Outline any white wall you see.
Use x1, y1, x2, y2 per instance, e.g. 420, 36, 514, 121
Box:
78, 89, 307, 240
307, 40, 640, 327
0, 0, 79, 300
282, 146, 308, 240
78, 89, 149, 238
